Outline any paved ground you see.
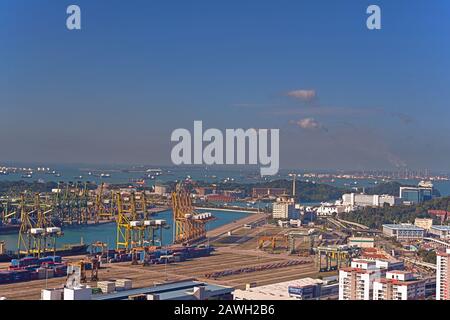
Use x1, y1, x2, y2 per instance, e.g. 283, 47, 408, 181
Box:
0, 218, 338, 300
0, 249, 332, 300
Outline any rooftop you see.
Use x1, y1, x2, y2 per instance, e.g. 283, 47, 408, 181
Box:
92, 280, 233, 301
242, 277, 324, 297
431, 225, 450, 231
352, 259, 374, 264
377, 278, 423, 286
383, 224, 424, 231
340, 267, 379, 274
387, 270, 410, 274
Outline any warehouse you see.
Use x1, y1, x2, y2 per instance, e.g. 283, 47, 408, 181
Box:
92, 280, 234, 301
429, 225, 450, 239
233, 277, 338, 300
348, 237, 375, 248
382, 224, 425, 241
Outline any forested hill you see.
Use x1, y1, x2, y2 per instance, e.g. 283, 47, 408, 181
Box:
342, 196, 450, 229
0, 181, 97, 195
0, 181, 58, 195
365, 182, 404, 197
192, 179, 350, 203
364, 181, 441, 197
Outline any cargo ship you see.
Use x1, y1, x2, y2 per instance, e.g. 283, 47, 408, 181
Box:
0, 218, 62, 235
0, 224, 21, 234
0, 241, 89, 262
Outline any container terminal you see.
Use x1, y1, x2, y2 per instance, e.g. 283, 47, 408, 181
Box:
0, 176, 444, 300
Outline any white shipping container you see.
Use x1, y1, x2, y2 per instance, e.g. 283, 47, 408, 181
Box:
46, 227, 61, 234
64, 286, 92, 300
41, 288, 63, 300
130, 221, 143, 227
30, 228, 45, 235
97, 281, 116, 294
116, 279, 132, 290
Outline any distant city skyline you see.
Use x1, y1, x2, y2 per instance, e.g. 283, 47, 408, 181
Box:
1, 0, 449, 171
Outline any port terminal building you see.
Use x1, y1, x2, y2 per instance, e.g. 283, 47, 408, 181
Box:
382, 224, 425, 240
43, 280, 234, 301
234, 277, 338, 300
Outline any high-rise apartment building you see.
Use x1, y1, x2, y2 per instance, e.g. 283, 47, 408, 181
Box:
437, 249, 450, 300
338, 260, 382, 300
373, 271, 428, 300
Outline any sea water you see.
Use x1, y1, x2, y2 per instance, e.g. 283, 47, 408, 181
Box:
0, 209, 249, 251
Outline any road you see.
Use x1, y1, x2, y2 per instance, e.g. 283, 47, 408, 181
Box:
205, 213, 270, 242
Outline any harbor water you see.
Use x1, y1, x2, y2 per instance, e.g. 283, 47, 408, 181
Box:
0, 209, 249, 251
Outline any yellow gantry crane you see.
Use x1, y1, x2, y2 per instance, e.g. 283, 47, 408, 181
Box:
17, 193, 62, 258
79, 182, 90, 224
116, 192, 146, 251
0, 199, 17, 224
95, 183, 116, 222
257, 235, 289, 250
116, 190, 167, 251
171, 184, 214, 245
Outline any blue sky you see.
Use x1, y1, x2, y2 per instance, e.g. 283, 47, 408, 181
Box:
0, 0, 449, 171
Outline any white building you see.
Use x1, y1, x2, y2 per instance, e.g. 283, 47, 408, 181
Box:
315, 202, 346, 216
429, 225, 450, 239
339, 259, 382, 300
41, 288, 64, 300
373, 271, 428, 300
437, 249, 450, 300
342, 193, 397, 208
414, 218, 433, 231
374, 259, 404, 271
382, 224, 425, 240
277, 220, 290, 228
272, 199, 297, 220
63, 285, 92, 300
234, 277, 337, 300
348, 237, 374, 248
289, 219, 302, 228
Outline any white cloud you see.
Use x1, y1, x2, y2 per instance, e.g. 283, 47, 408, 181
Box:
286, 89, 316, 101
291, 117, 325, 130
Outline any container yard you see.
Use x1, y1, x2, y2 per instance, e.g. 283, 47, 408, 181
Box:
0, 178, 353, 301
0, 211, 338, 300
0, 243, 214, 285
0, 247, 324, 300
0, 185, 338, 300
